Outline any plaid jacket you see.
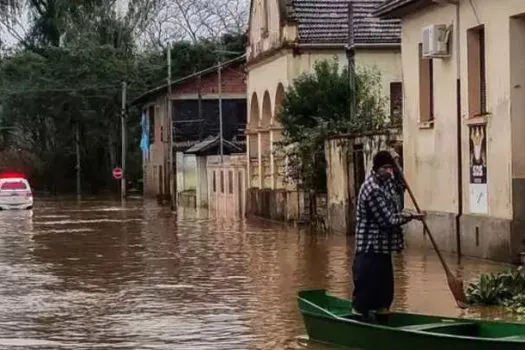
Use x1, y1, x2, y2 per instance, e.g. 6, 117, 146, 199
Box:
355, 171, 410, 254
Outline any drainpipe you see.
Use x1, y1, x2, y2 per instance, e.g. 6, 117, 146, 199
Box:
346, 2, 357, 236
347, 3, 356, 122
454, 1, 462, 262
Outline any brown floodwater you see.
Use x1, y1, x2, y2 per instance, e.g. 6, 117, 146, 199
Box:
0, 197, 521, 349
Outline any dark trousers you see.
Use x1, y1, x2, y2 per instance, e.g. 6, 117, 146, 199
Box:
352, 252, 394, 314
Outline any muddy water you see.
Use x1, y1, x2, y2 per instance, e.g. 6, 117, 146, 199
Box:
0, 198, 520, 349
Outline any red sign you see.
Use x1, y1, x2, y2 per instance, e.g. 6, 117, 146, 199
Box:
112, 167, 123, 180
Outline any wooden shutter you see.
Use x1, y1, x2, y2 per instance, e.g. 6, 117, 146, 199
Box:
390, 82, 403, 123
418, 44, 434, 122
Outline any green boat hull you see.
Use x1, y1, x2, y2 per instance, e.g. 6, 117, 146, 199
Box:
298, 289, 525, 350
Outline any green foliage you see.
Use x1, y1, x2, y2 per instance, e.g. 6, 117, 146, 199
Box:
277, 58, 390, 194
504, 294, 525, 315
467, 267, 525, 314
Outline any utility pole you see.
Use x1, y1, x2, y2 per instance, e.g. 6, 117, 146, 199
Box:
75, 123, 81, 199
121, 81, 127, 201
167, 43, 176, 211
347, 3, 356, 125
218, 60, 224, 163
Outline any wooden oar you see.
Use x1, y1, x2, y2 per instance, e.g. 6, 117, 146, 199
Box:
393, 159, 469, 308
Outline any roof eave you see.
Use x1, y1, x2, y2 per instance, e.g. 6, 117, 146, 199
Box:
373, 0, 435, 19
130, 54, 246, 107
347, 42, 401, 49
295, 41, 400, 49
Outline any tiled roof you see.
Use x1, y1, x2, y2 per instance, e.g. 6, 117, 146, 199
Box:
351, 0, 401, 44
291, 0, 400, 45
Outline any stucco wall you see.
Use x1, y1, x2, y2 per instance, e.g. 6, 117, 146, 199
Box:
402, 5, 460, 215
400, 0, 525, 262
248, 49, 400, 117
143, 97, 166, 197
325, 138, 352, 234
325, 131, 402, 235
402, 0, 525, 219
246, 48, 402, 192
355, 48, 403, 108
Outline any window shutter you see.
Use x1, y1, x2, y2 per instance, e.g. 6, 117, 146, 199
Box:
479, 27, 487, 114
390, 82, 403, 123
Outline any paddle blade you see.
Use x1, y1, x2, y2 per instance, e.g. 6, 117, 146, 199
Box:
446, 273, 469, 309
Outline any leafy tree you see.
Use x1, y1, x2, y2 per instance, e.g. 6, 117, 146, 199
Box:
277, 58, 392, 220
0, 0, 246, 195
0, 15, 245, 195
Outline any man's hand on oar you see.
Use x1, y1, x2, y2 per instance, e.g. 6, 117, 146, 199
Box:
404, 209, 426, 221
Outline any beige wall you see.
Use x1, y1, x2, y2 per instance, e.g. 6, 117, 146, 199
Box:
207, 154, 247, 218
355, 48, 403, 107
143, 96, 167, 196
325, 132, 402, 234
246, 0, 403, 192
247, 49, 402, 190
248, 51, 348, 122
401, 0, 525, 220
402, 5, 460, 215
247, 49, 402, 127
510, 16, 525, 180
246, 50, 348, 190
248, 0, 282, 56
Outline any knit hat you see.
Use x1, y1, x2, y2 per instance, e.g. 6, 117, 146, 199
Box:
373, 151, 395, 171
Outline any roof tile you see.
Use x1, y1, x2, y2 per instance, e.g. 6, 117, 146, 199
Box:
292, 0, 400, 45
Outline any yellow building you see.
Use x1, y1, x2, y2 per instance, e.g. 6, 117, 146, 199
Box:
246, 0, 403, 220
375, 0, 525, 263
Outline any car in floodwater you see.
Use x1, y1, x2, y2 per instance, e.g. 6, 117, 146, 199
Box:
0, 172, 33, 210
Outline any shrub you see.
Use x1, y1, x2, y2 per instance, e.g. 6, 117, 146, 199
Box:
466, 267, 525, 313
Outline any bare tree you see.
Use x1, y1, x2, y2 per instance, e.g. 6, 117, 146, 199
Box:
140, 0, 248, 48
0, 0, 28, 47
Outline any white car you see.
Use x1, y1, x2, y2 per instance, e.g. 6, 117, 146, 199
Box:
0, 176, 33, 210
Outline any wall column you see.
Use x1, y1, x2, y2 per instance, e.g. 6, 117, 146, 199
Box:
509, 16, 525, 262
270, 130, 275, 189
246, 133, 251, 188
258, 131, 263, 188
195, 155, 208, 207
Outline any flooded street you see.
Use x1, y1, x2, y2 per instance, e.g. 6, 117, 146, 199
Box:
0, 198, 520, 349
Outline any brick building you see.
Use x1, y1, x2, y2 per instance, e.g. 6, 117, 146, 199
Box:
130, 56, 247, 199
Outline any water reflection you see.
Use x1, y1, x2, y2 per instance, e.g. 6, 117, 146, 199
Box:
0, 198, 519, 349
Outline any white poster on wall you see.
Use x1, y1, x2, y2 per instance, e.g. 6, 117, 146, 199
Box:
469, 183, 488, 214
469, 125, 488, 214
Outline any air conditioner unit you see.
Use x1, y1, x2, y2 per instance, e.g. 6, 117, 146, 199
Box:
422, 24, 451, 58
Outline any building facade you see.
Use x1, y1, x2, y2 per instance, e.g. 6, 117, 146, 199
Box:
246, 0, 404, 221
376, 0, 525, 263
131, 58, 247, 199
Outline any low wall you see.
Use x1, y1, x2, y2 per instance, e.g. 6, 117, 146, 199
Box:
325, 129, 402, 235
246, 188, 329, 224
178, 190, 196, 208
247, 188, 305, 222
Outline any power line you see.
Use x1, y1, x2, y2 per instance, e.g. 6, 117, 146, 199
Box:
0, 79, 168, 95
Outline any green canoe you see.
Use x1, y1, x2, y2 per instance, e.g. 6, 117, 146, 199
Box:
298, 289, 525, 350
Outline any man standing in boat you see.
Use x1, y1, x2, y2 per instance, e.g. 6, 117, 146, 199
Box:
351, 150, 424, 321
